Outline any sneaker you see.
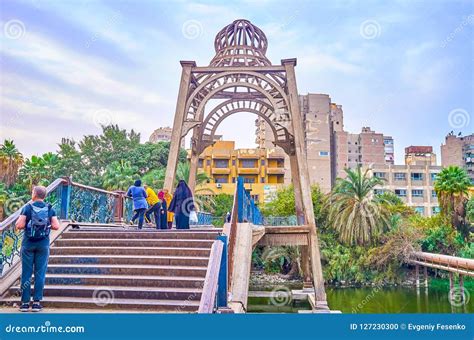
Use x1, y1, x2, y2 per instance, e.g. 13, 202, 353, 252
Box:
19, 303, 30, 312
31, 302, 43, 312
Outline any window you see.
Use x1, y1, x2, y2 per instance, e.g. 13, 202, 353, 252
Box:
411, 173, 423, 181
214, 176, 228, 184
206, 159, 211, 166
395, 189, 407, 197
414, 207, 425, 215
374, 172, 385, 179
432, 206, 441, 214
319, 151, 329, 156
232, 159, 236, 166
431, 190, 437, 198
394, 173, 406, 181
243, 177, 256, 183
232, 177, 236, 183
412, 189, 424, 197
374, 189, 385, 195
214, 159, 229, 168
241, 159, 256, 168
198, 159, 203, 168
431, 173, 438, 181
261, 177, 265, 183
261, 159, 265, 166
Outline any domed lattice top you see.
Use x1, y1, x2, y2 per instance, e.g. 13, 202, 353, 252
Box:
210, 19, 271, 67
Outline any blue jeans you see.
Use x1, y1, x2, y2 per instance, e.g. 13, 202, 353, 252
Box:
132, 208, 146, 229
20, 238, 50, 303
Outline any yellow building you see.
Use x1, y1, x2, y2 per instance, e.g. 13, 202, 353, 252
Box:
191, 140, 286, 203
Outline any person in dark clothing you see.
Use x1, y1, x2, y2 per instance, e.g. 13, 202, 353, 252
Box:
15, 186, 60, 312
126, 179, 148, 229
168, 180, 194, 230
157, 191, 168, 230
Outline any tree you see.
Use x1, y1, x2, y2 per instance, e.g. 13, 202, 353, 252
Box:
0, 139, 23, 187
102, 160, 139, 191
19, 155, 48, 188
175, 162, 211, 187
142, 168, 166, 190
434, 166, 471, 239
327, 167, 392, 246
467, 197, 474, 223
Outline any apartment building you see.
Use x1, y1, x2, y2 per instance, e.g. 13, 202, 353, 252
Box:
371, 146, 441, 216
149, 126, 185, 148
192, 140, 286, 203
441, 133, 474, 184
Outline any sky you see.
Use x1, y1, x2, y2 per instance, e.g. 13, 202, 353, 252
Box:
0, 0, 472, 164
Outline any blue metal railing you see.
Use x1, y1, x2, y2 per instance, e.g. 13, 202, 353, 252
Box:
190, 212, 213, 226
0, 178, 131, 277
236, 177, 263, 225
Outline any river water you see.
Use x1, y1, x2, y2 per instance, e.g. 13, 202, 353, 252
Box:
248, 282, 473, 313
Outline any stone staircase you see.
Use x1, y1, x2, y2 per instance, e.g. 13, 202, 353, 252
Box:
2, 225, 220, 312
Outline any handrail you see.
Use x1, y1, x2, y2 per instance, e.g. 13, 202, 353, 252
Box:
0, 178, 66, 231
226, 177, 240, 288
409, 252, 474, 272
198, 239, 224, 313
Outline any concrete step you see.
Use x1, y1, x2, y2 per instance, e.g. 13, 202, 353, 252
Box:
43, 274, 204, 288
48, 255, 209, 267
1, 296, 199, 312
46, 264, 208, 277
53, 238, 215, 248
10, 285, 202, 301
50, 246, 211, 257
61, 230, 220, 240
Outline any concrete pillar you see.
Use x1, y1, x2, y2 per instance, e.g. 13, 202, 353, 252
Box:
289, 154, 304, 224
188, 136, 200, 193
282, 58, 326, 303
164, 61, 195, 191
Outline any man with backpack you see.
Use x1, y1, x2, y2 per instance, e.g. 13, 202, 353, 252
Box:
15, 185, 60, 312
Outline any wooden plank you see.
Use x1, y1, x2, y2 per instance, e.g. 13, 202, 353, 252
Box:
408, 260, 474, 277
258, 233, 308, 246
198, 240, 224, 313
264, 225, 310, 234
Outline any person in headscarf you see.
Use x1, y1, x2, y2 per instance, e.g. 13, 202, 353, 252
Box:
168, 180, 194, 230
163, 189, 174, 229
157, 190, 168, 230
126, 179, 148, 230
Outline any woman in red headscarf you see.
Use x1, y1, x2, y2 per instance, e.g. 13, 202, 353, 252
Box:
157, 190, 168, 230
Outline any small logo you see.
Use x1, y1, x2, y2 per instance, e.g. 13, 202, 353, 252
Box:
182, 20, 203, 40
4, 19, 26, 40
360, 19, 381, 40
4, 197, 25, 216
92, 287, 115, 307
92, 109, 113, 128
448, 287, 470, 307
269, 286, 292, 307
448, 108, 470, 129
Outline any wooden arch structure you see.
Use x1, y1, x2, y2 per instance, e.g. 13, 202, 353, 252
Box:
164, 19, 326, 301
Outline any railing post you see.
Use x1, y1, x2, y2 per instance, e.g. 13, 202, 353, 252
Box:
217, 235, 228, 308
237, 177, 244, 223
59, 177, 72, 220
113, 191, 125, 223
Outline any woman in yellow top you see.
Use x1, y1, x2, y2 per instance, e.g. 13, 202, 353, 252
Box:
163, 189, 174, 229
144, 185, 162, 229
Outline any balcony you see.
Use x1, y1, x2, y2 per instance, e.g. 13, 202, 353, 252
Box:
267, 168, 285, 175
238, 168, 260, 175
212, 168, 231, 175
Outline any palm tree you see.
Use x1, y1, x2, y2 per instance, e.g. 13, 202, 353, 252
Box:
102, 160, 139, 191
175, 162, 211, 187
142, 168, 166, 190
327, 167, 392, 246
0, 139, 23, 187
0, 183, 8, 221
19, 155, 48, 188
434, 166, 471, 239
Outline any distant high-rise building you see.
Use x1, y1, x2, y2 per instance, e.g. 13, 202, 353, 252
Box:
149, 126, 185, 148
441, 133, 474, 183
255, 93, 394, 192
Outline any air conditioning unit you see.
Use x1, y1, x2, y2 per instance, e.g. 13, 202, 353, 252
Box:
216, 183, 222, 188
